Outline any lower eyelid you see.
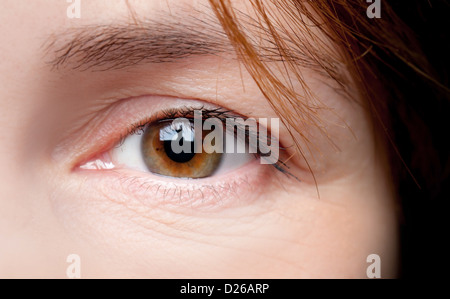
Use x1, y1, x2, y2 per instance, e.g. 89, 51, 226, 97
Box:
74, 158, 270, 211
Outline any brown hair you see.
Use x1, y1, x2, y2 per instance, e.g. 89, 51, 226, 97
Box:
208, 0, 449, 277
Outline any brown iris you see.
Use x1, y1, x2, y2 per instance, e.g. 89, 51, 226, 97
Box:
141, 120, 223, 178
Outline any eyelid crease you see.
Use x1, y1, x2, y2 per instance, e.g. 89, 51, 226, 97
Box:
114, 105, 298, 180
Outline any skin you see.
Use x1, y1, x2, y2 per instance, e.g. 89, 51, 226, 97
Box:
0, 0, 398, 278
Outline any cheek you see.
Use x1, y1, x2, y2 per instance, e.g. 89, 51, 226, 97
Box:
48, 168, 303, 277
47, 162, 398, 279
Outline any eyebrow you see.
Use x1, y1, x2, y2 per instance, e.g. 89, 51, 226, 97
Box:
43, 10, 338, 80
44, 17, 232, 71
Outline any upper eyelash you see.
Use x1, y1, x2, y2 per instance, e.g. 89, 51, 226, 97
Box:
116, 105, 236, 141
116, 106, 299, 180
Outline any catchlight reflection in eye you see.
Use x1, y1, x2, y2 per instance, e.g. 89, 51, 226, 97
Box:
111, 118, 254, 179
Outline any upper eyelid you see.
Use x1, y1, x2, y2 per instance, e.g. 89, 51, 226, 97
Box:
62, 97, 246, 168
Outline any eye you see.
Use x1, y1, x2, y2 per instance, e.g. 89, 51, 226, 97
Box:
109, 114, 255, 179
74, 101, 293, 208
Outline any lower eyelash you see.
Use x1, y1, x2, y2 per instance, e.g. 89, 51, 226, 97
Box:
104, 166, 266, 210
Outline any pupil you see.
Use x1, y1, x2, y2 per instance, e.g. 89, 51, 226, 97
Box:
163, 138, 196, 164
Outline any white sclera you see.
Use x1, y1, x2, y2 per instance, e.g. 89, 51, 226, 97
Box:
112, 132, 148, 172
